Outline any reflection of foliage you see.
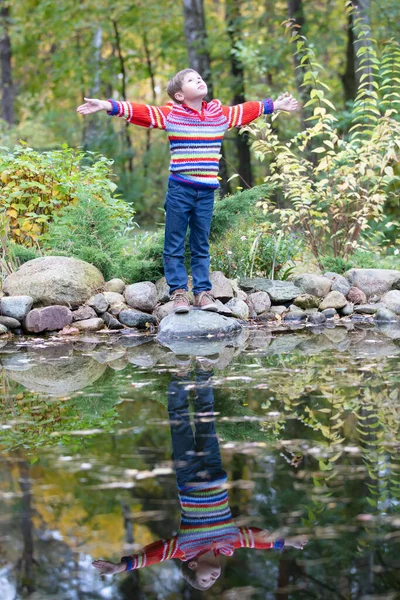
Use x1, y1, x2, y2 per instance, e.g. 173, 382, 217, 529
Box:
0, 370, 120, 454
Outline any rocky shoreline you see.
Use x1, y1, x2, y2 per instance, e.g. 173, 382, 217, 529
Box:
0, 256, 399, 343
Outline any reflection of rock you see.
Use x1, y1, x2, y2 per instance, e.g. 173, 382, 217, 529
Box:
159, 336, 242, 357
4, 354, 107, 394
375, 323, 400, 340
348, 331, 399, 358
267, 334, 305, 354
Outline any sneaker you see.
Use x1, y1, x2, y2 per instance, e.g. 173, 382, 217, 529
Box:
194, 291, 218, 312
171, 289, 191, 314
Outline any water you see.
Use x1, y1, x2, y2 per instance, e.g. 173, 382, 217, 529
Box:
0, 322, 399, 599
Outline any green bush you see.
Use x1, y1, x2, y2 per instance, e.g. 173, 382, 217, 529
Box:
8, 243, 39, 265
210, 223, 301, 280
44, 196, 135, 281
0, 143, 135, 247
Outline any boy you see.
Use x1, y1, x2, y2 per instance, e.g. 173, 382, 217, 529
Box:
92, 366, 307, 590
77, 70, 298, 313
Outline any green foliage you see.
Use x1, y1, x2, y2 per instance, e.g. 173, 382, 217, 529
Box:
8, 242, 39, 264
210, 223, 300, 280
244, 17, 400, 267
118, 230, 165, 283
0, 143, 135, 247
319, 248, 398, 274
44, 195, 134, 280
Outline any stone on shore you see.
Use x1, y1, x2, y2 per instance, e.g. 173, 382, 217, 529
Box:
330, 275, 351, 296
354, 303, 384, 315
100, 312, 125, 330
321, 308, 337, 318
87, 293, 109, 314
347, 287, 367, 305
0, 295, 33, 320
3, 256, 104, 307
0, 315, 21, 329
25, 305, 73, 333
381, 290, 400, 314
102, 292, 127, 315
72, 305, 98, 321
73, 318, 105, 332
319, 291, 347, 310
154, 301, 175, 321
293, 274, 332, 298
119, 309, 157, 328
124, 282, 157, 312
155, 277, 170, 304
293, 294, 320, 310
225, 298, 249, 320
248, 291, 271, 315
341, 303, 354, 316
0, 324, 8, 335
157, 310, 242, 345
308, 312, 327, 325
210, 271, 234, 302
345, 268, 400, 297
103, 278, 125, 293
240, 277, 301, 303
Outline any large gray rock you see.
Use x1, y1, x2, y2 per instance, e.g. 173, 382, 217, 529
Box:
103, 278, 125, 293
381, 290, 400, 314
25, 305, 73, 333
3, 256, 104, 307
210, 271, 234, 302
248, 291, 271, 315
124, 282, 157, 312
354, 303, 385, 315
293, 274, 332, 298
157, 310, 242, 345
225, 298, 249, 320
0, 295, 33, 320
100, 311, 125, 330
102, 292, 127, 315
119, 309, 157, 328
240, 277, 301, 303
319, 291, 347, 310
345, 268, 400, 297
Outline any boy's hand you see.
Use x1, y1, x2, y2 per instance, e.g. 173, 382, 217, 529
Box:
77, 98, 112, 115
273, 92, 298, 113
92, 559, 126, 575
285, 535, 308, 549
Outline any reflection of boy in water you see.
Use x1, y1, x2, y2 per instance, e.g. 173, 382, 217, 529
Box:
93, 362, 307, 590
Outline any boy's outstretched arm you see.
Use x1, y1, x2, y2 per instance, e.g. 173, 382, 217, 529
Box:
234, 527, 307, 551
92, 536, 182, 575
221, 92, 298, 128
77, 97, 173, 129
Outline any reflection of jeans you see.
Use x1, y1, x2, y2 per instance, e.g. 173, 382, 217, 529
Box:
163, 179, 214, 296
167, 370, 226, 487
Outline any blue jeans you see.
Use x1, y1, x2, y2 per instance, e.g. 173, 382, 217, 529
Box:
163, 179, 214, 296
167, 370, 226, 487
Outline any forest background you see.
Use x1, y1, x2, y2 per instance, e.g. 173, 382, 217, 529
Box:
1, 0, 399, 281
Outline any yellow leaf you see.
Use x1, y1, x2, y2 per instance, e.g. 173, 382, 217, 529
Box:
6, 208, 18, 219
0, 171, 10, 184
21, 221, 33, 232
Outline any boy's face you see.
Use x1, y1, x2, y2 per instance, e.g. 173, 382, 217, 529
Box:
188, 552, 221, 589
174, 71, 208, 103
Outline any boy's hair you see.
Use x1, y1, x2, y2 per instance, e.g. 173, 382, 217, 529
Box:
166, 69, 196, 102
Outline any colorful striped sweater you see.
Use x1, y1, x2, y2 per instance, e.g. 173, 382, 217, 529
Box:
107, 98, 274, 189
121, 476, 284, 571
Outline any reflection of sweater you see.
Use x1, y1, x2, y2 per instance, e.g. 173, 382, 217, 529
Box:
121, 477, 284, 571
107, 98, 274, 190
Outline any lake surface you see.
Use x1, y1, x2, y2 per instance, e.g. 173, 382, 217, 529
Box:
0, 322, 399, 599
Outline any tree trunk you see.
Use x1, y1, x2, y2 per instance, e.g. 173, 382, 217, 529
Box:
181, 0, 230, 195
340, 11, 357, 103
287, 0, 312, 129
226, 0, 253, 188
0, 2, 15, 125
84, 27, 103, 148
351, 0, 373, 92
113, 20, 133, 172
143, 30, 157, 182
